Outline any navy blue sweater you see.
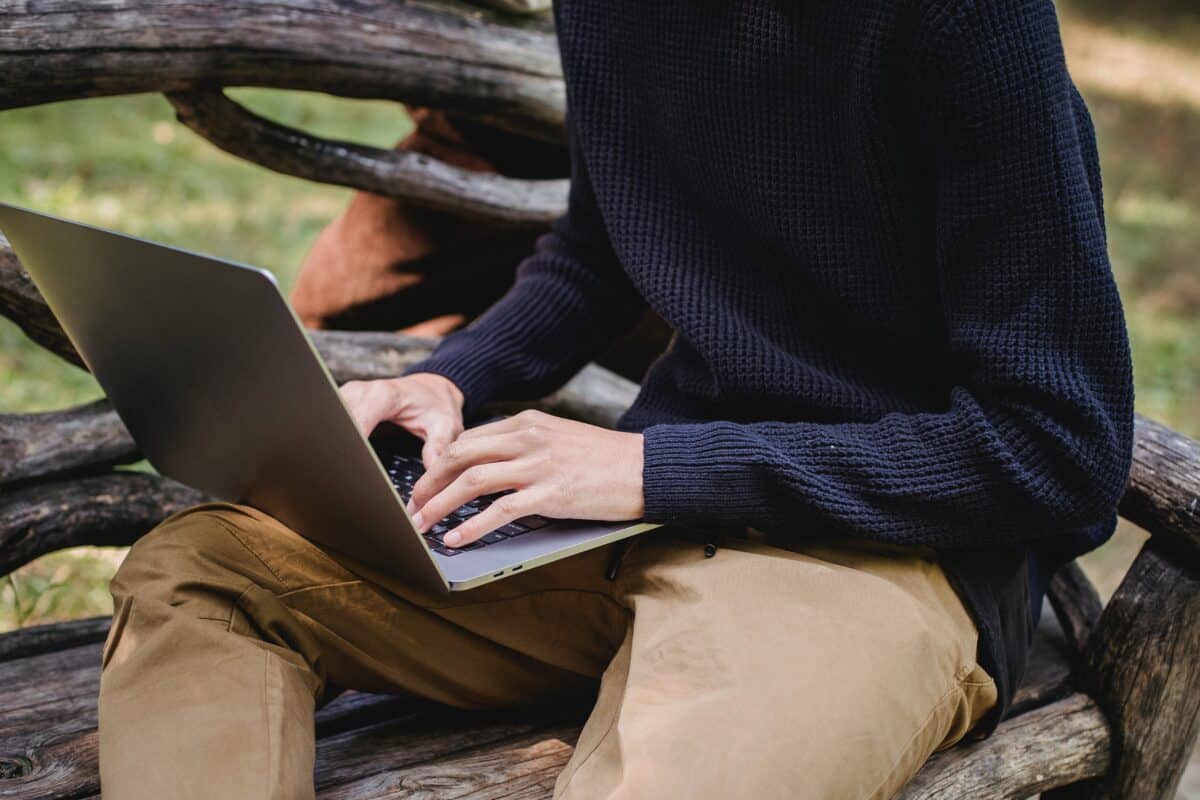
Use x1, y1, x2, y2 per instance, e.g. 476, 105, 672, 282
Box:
410, 0, 1134, 730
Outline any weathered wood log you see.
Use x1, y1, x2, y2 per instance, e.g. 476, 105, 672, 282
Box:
0, 401, 136, 487
0, 233, 83, 369
0, 616, 110, 664
0, 623, 1112, 800
168, 90, 567, 226
0, 367, 637, 571
1046, 541, 1200, 800
1119, 414, 1200, 557
896, 693, 1111, 799
0, 473, 206, 576
1006, 621, 1073, 718
1047, 560, 1104, 653
0, 0, 565, 141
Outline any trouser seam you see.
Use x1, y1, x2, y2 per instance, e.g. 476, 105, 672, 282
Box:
860, 675, 964, 800
262, 649, 272, 800
216, 518, 290, 589
553, 610, 634, 799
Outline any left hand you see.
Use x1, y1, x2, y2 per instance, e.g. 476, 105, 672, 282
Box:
406, 409, 645, 548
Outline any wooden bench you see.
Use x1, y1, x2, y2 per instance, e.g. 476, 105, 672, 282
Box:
2, 2, 1199, 797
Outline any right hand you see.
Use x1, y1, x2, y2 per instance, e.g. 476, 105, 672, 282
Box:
338, 373, 465, 469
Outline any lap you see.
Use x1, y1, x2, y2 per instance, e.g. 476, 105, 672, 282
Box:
115, 502, 628, 707
556, 536, 996, 800
117, 504, 995, 798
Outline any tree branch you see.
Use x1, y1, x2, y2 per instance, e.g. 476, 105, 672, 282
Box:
0, 0, 565, 141
167, 90, 566, 226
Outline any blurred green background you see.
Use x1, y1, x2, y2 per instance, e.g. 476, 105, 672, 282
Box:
1, 0, 1198, 631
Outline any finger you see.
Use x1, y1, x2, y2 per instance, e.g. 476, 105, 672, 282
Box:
455, 410, 551, 442
409, 432, 525, 512
443, 489, 545, 547
410, 461, 532, 533
419, 417, 461, 471
339, 383, 391, 437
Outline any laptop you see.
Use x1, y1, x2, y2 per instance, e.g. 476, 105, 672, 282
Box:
0, 203, 657, 593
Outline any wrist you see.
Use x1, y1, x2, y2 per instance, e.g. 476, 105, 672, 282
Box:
401, 372, 464, 411
625, 431, 646, 519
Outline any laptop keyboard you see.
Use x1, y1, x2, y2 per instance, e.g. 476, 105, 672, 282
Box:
385, 454, 551, 557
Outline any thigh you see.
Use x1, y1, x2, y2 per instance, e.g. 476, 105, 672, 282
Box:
556, 535, 996, 800
117, 503, 629, 709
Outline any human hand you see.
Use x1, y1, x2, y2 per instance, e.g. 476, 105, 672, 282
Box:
338, 373, 464, 468
406, 410, 645, 547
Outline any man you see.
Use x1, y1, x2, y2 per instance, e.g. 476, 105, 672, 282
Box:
98, 1, 1134, 798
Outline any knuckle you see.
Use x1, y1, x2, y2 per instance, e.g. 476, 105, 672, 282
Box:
494, 495, 521, 517
443, 441, 463, 462
462, 467, 486, 489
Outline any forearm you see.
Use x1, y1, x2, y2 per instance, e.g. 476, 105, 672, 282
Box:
408, 226, 642, 415
408, 121, 644, 415
640, 385, 1128, 549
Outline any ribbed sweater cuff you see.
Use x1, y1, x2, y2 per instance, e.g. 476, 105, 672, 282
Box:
641, 423, 767, 523
404, 344, 508, 420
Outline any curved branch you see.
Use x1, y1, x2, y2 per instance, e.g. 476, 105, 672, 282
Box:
0, 473, 207, 576
897, 693, 1111, 799
0, 233, 83, 368
1119, 415, 1200, 559
167, 90, 567, 225
0, 0, 565, 140
0, 401, 137, 487
1047, 560, 1105, 654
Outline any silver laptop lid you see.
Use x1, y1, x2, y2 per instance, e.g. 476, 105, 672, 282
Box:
0, 202, 449, 594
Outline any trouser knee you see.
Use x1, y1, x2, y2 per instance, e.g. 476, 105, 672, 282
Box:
110, 503, 283, 621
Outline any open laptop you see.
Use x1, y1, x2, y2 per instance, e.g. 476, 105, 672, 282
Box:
0, 203, 656, 593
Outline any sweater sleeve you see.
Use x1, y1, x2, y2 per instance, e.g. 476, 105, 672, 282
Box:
405, 123, 646, 416
639, 0, 1135, 550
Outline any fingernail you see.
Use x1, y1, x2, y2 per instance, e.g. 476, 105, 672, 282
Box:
405, 499, 416, 514
444, 531, 462, 547
411, 511, 425, 531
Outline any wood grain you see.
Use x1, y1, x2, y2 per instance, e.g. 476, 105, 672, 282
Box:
1119, 414, 1200, 557
0, 401, 135, 487
0, 473, 206, 576
168, 90, 567, 225
0, 616, 110, 664
0, 626, 1088, 799
1047, 541, 1200, 800
1047, 560, 1105, 653
897, 693, 1111, 799
0, 0, 565, 141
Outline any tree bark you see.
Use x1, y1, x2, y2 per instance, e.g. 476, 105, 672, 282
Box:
0, 401, 136, 487
896, 693, 1111, 800
1047, 560, 1105, 653
1119, 414, 1200, 558
167, 90, 567, 226
0, 473, 206, 576
0, 233, 83, 369
0, 0, 565, 141
1046, 541, 1200, 800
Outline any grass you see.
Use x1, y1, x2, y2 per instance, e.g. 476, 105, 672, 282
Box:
0, 8, 1198, 631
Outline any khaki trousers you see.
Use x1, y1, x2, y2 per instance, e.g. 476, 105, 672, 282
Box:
99, 503, 996, 800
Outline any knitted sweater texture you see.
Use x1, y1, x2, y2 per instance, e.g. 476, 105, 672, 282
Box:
410, 0, 1135, 729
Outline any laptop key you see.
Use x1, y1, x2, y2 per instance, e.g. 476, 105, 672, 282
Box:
433, 546, 462, 557
514, 515, 551, 529
480, 531, 507, 545
497, 523, 529, 537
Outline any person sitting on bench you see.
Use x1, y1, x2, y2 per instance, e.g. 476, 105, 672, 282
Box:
98, 1, 1134, 797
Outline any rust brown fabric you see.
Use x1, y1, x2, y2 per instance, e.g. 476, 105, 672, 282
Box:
290, 109, 672, 381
